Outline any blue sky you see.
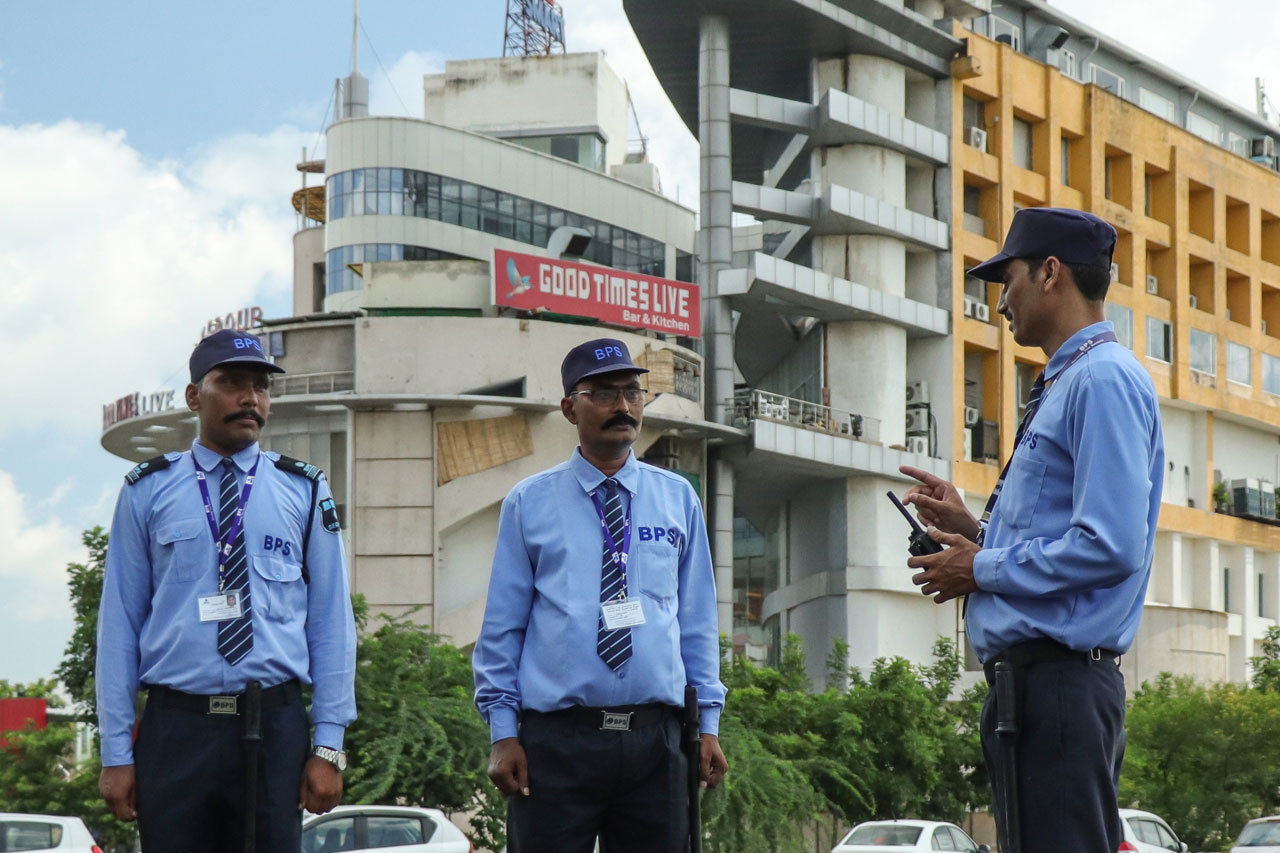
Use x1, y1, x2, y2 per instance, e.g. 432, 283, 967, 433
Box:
0, 0, 1276, 684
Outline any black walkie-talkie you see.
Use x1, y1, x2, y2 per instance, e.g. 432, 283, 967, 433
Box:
886, 491, 944, 557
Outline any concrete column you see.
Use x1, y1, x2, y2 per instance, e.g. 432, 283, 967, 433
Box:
699, 15, 735, 641
698, 15, 733, 423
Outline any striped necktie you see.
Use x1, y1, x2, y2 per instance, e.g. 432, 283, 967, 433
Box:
216, 458, 254, 665
596, 479, 633, 671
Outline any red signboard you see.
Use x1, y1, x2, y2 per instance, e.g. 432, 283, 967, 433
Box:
493, 249, 701, 338
0, 697, 47, 747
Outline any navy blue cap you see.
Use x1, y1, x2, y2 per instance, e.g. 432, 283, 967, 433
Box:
189, 329, 285, 383
561, 338, 648, 396
968, 207, 1117, 282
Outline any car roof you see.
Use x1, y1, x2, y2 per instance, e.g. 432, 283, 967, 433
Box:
304, 804, 449, 821
853, 820, 955, 829
1118, 809, 1167, 820
1245, 815, 1280, 824
0, 813, 88, 825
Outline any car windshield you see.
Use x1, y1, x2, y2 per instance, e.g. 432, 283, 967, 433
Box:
846, 825, 924, 845
1238, 822, 1280, 847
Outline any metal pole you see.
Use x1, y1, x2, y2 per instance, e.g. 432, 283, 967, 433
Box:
684, 685, 702, 853
993, 663, 1020, 853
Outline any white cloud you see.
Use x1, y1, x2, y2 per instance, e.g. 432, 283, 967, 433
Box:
0, 119, 306, 441
0, 469, 83, 682
368, 49, 446, 118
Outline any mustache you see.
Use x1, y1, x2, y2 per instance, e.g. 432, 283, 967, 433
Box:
604, 413, 639, 429
224, 410, 265, 426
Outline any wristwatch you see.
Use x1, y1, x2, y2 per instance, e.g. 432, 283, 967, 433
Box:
312, 745, 348, 772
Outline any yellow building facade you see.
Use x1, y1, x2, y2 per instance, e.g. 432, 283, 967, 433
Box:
952, 29, 1280, 684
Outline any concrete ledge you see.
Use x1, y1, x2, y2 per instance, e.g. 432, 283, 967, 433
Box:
749, 418, 950, 480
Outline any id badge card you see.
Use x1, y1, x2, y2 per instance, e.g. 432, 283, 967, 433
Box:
601, 598, 646, 629
198, 590, 244, 623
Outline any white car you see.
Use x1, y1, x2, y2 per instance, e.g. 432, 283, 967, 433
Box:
0, 813, 102, 852
1119, 808, 1188, 853
302, 805, 473, 853
1231, 814, 1280, 853
832, 819, 988, 853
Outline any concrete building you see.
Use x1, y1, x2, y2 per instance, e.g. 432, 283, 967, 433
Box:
625, 0, 1280, 690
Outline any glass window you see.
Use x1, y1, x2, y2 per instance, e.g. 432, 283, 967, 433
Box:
1105, 303, 1133, 349
1139, 87, 1176, 122
1, 821, 63, 851
1187, 112, 1222, 144
1061, 136, 1071, 186
1264, 354, 1280, 395
931, 828, 958, 850
843, 824, 923, 846
302, 816, 356, 853
366, 816, 429, 848
1012, 117, 1033, 169
1059, 48, 1077, 79
1146, 317, 1172, 363
1189, 328, 1216, 375
948, 828, 978, 853
1091, 65, 1126, 98
1228, 341, 1252, 385
987, 15, 1021, 50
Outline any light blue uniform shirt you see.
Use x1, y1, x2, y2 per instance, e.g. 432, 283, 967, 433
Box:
96, 440, 357, 766
473, 448, 727, 742
969, 321, 1164, 662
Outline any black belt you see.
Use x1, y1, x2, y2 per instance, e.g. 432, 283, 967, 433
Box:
524, 703, 678, 732
144, 679, 301, 716
983, 639, 1120, 684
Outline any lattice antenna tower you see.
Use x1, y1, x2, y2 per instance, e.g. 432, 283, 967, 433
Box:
503, 0, 567, 57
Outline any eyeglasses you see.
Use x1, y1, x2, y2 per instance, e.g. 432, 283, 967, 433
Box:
570, 388, 648, 406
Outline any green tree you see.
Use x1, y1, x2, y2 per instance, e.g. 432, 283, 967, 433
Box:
1121, 674, 1280, 850
341, 603, 503, 851
55, 527, 109, 720
1249, 624, 1280, 693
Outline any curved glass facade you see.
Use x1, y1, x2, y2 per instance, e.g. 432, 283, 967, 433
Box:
325, 168, 666, 278
325, 244, 464, 295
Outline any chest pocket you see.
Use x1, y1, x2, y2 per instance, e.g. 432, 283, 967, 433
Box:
155, 520, 207, 584
997, 453, 1048, 531
251, 555, 306, 623
632, 543, 679, 606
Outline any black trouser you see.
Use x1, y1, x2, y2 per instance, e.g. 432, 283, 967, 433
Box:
980, 647, 1126, 853
508, 704, 688, 853
134, 682, 310, 853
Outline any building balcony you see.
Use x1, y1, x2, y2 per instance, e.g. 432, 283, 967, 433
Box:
272, 371, 355, 397
730, 388, 881, 443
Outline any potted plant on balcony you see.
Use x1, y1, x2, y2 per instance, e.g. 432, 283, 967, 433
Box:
1213, 481, 1230, 514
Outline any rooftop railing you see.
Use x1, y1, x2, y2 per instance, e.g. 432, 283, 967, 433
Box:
729, 388, 881, 443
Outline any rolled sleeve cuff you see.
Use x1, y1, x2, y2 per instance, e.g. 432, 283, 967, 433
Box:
312, 722, 346, 751
973, 547, 1003, 593
699, 705, 722, 737
489, 707, 520, 742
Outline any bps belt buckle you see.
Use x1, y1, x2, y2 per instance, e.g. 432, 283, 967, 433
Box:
600, 711, 633, 731
208, 695, 238, 715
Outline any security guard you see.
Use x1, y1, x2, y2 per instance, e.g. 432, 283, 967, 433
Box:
96, 329, 357, 852
473, 338, 728, 853
901, 208, 1164, 853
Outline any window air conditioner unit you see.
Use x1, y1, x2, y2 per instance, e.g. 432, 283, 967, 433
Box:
1189, 294, 1198, 309
1146, 275, 1160, 295
1109, 262, 1120, 282
964, 405, 981, 427
966, 126, 988, 153
906, 381, 930, 404
962, 296, 978, 318
1253, 136, 1276, 159
1231, 137, 1252, 158
975, 302, 991, 322
906, 436, 930, 455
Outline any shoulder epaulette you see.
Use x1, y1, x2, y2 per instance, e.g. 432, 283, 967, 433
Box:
272, 454, 324, 481
124, 454, 176, 485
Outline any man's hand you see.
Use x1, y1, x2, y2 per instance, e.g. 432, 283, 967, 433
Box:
907, 528, 982, 603
899, 465, 981, 542
99, 764, 138, 822
299, 756, 343, 814
699, 734, 727, 790
488, 737, 529, 797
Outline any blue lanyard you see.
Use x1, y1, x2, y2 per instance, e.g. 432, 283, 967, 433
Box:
589, 488, 632, 601
195, 458, 260, 591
